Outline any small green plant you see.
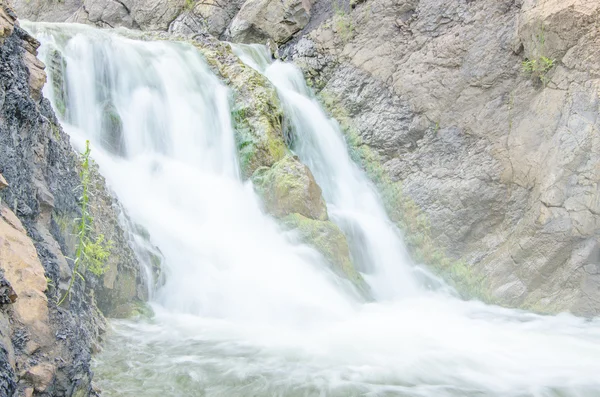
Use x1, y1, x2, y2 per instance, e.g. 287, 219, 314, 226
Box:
333, 2, 354, 43
522, 56, 555, 86
59, 141, 112, 305
185, 0, 196, 10
522, 21, 555, 87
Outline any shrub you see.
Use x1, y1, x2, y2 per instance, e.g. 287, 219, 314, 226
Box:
59, 141, 112, 305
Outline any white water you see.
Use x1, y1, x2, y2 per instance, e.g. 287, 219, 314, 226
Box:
233, 44, 424, 300
25, 23, 600, 397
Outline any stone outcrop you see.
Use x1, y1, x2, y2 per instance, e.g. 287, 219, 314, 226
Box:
280, 0, 600, 315
0, 1, 149, 395
228, 0, 313, 44
170, 0, 245, 37
14, 0, 311, 44
14, 0, 187, 31
252, 155, 328, 221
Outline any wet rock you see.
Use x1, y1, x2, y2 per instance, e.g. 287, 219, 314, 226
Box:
47, 48, 69, 119
188, 38, 287, 177
252, 155, 328, 221
283, 213, 368, 293
0, 343, 16, 397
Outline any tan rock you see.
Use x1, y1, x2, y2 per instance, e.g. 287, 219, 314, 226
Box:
519, 0, 600, 60
0, 2, 15, 43
24, 363, 55, 392
0, 172, 7, 190
23, 49, 47, 102
0, 205, 51, 341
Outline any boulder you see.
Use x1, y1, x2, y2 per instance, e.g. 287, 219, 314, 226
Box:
228, 0, 312, 44
252, 155, 328, 221
0, 205, 52, 344
283, 213, 368, 293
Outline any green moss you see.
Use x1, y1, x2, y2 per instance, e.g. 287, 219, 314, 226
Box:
48, 48, 69, 119
111, 300, 155, 319
332, 1, 355, 43
318, 91, 493, 303
252, 155, 328, 220
190, 41, 288, 177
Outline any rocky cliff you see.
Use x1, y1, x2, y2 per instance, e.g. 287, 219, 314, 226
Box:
13, 0, 600, 317
281, 0, 600, 316
0, 1, 149, 395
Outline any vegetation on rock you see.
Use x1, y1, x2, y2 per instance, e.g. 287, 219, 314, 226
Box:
59, 141, 113, 305
252, 155, 328, 221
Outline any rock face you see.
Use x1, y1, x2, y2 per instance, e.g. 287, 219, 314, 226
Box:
170, 0, 245, 37
228, 0, 313, 44
14, 0, 311, 44
0, 1, 149, 395
282, 0, 600, 315
14, 0, 187, 30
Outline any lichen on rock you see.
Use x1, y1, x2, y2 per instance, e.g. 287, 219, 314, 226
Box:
252, 154, 328, 221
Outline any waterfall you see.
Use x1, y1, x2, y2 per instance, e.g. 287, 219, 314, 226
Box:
233, 43, 426, 300
25, 23, 600, 397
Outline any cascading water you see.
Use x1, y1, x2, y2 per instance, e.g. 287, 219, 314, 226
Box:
233, 44, 426, 300
25, 23, 600, 397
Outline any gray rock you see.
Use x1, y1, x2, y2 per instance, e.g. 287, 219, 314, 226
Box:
13, 0, 186, 31
228, 0, 313, 44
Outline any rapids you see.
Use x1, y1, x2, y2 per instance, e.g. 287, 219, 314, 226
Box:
24, 22, 600, 397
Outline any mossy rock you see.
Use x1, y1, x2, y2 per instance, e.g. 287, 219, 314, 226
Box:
100, 102, 125, 156
252, 155, 328, 221
189, 41, 288, 178
283, 213, 369, 295
111, 300, 155, 319
48, 48, 69, 120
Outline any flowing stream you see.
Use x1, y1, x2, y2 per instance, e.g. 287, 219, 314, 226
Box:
25, 22, 600, 397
